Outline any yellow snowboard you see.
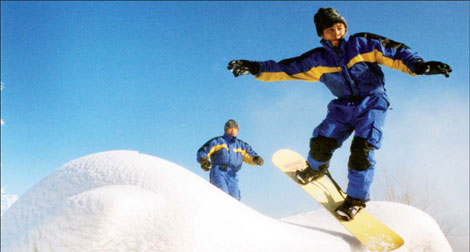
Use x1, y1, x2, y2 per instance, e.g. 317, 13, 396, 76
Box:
272, 149, 404, 251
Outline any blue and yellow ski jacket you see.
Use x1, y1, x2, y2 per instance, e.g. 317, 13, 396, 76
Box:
197, 133, 258, 172
255, 32, 423, 100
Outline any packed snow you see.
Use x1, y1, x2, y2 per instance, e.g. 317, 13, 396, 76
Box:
1, 150, 453, 252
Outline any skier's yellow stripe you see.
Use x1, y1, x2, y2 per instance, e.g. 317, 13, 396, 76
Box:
207, 144, 228, 158
234, 148, 256, 165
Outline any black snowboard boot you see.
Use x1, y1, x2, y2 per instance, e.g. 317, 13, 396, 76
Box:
335, 195, 366, 221
294, 162, 326, 185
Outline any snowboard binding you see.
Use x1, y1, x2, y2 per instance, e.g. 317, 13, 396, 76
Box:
294, 162, 326, 185
335, 195, 366, 221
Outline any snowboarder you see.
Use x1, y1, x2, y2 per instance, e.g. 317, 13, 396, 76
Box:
197, 119, 264, 200
227, 8, 451, 220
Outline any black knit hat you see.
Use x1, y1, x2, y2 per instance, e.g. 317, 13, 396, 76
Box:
224, 119, 239, 131
314, 8, 347, 37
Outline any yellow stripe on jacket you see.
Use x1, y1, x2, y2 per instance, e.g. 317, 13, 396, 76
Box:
207, 144, 228, 158
234, 148, 257, 165
255, 65, 342, 82
347, 49, 416, 76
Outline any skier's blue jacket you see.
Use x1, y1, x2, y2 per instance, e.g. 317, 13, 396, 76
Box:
255, 32, 423, 100
197, 133, 259, 172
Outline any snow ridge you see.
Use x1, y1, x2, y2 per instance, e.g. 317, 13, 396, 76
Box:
1, 150, 452, 252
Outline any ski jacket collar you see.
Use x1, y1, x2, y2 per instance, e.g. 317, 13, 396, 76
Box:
223, 133, 237, 143
320, 32, 350, 53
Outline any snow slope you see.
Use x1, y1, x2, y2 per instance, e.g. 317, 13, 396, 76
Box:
1, 150, 452, 252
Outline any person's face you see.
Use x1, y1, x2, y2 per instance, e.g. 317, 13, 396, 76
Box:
225, 127, 239, 137
321, 23, 346, 46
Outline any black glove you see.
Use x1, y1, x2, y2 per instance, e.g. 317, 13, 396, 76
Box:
227, 60, 260, 77
414, 60, 452, 78
253, 156, 264, 166
200, 158, 211, 171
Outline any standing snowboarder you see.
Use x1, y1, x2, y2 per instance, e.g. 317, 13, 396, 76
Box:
197, 119, 264, 200
227, 8, 451, 220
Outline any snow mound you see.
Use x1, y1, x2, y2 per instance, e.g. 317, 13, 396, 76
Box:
1, 150, 452, 252
1, 150, 345, 252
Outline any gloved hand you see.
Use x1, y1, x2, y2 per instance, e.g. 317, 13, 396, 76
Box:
414, 60, 452, 78
253, 156, 264, 166
200, 158, 211, 171
227, 60, 260, 77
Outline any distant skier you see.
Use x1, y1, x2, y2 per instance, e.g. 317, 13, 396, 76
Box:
227, 8, 451, 220
197, 119, 264, 200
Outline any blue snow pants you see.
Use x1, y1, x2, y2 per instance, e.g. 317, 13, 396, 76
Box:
210, 165, 240, 200
307, 93, 389, 200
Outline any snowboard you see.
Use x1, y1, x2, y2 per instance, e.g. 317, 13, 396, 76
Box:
272, 149, 404, 251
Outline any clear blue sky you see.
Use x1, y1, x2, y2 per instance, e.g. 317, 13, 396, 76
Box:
1, 1, 468, 222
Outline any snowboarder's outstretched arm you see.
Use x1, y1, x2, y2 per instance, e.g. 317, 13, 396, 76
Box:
227, 48, 324, 82
353, 33, 452, 78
